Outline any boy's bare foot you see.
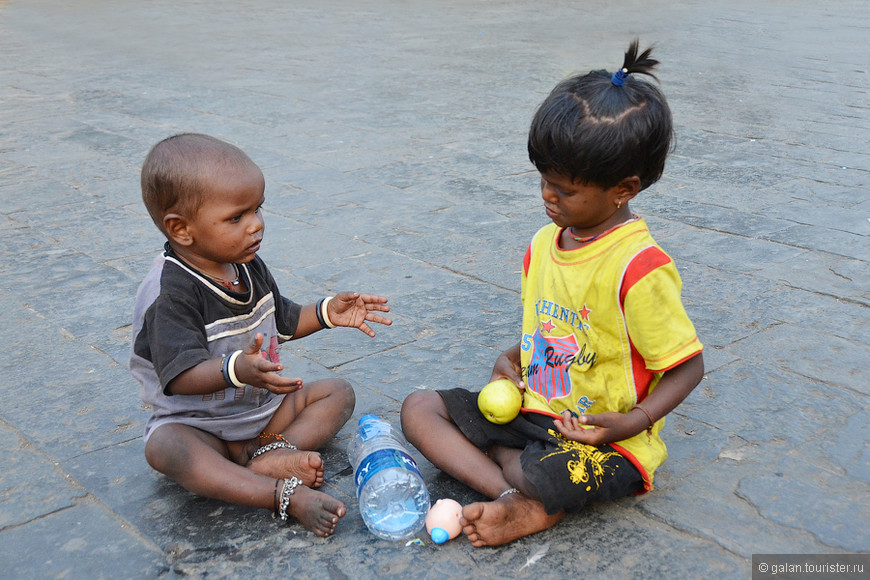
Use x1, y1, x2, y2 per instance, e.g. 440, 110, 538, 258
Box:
248, 449, 325, 488
287, 486, 346, 537
460, 493, 563, 547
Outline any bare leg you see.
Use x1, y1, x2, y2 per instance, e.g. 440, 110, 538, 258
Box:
401, 391, 562, 547
401, 390, 509, 499
267, 378, 356, 449
241, 378, 355, 487
146, 423, 345, 537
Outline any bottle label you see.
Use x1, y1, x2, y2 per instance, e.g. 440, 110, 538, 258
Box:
354, 448, 422, 499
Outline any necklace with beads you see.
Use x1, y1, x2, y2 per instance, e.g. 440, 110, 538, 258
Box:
570, 216, 638, 244
203, 264, 241, 291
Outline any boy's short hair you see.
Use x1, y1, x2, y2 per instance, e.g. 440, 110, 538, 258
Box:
141, 133, 258, 235
528, 46, 674, 191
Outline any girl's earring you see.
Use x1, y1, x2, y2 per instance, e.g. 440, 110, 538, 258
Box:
617, 201, 623, 209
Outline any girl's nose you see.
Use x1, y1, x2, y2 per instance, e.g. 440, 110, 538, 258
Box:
540, 178, 558, 203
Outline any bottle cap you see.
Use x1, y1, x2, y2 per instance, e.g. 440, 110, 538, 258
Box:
359, 414, 378, 425
430, 527, 449, 544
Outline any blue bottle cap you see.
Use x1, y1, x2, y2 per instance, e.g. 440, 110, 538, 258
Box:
430, 527, 449, 544
359, 414, 378, 425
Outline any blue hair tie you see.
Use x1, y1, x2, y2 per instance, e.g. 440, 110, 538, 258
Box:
611, 68, 628, 87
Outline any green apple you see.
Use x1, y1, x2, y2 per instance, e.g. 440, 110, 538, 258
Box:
477, 379, 523, 424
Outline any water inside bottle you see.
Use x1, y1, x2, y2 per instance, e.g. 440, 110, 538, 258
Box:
360, 476, 429, 537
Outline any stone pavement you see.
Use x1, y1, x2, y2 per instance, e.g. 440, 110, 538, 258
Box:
1, 0, 868, 578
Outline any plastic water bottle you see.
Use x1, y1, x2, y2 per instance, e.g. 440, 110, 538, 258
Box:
347, 414, 430, 541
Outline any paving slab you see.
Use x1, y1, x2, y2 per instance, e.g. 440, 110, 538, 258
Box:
1, 0, 868, 578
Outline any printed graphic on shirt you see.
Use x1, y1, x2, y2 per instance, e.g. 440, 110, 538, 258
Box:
534, 298, 592, 333
265, 335, 280, 363
202, 335, 281, 402
525, 327, 579, 400
522, 309, 598, 402
542, 430, 621, 491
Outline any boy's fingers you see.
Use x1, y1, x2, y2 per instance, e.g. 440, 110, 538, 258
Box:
360, 293, 388, 304
253, 356, 287, 375
245, 333, 264, 354
262, 373, 301, 388
268, 380, 303, 394
357, 323, 376, 337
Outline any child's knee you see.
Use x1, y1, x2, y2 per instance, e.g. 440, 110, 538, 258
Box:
323, 378, 355, 418
400, 390, 440, 424
144, 424, 194, 477
334, 378, 355, 404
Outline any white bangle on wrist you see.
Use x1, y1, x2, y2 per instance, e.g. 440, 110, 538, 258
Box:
320, 296, 336, 328
227, 350, 246, 388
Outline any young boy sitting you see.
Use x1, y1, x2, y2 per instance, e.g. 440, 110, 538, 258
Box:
129, 133, 391, 537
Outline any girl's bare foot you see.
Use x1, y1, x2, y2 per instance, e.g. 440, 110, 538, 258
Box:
460, 493, 563, 547
286, 486, 346, 537
247, 449, 325, 488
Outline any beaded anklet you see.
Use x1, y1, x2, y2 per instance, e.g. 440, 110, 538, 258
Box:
260, 432, 295, 446
498, 487, 520, 499
251, 440, 297, 460
275, 477, 302, 521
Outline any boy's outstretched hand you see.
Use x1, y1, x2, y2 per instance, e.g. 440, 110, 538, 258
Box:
326, 292, 391, 337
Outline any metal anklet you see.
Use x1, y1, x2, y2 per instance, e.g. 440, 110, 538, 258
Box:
251, 440, 297, 460
276, 476, 301, 521
498, 487, 520, 498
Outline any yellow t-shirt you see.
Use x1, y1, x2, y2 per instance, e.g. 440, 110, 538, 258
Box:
520, 219, 703, 489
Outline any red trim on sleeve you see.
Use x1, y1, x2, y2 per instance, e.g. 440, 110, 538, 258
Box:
629, 341, 653, 402
619, 246, 672, 304
657, 345, 704, 373
523, 243, 532, 277
619, 246, 673, 403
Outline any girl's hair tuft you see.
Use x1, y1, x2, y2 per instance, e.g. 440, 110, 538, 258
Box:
622, 38, 660, 80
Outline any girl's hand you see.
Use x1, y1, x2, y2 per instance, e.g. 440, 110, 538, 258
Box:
235, 333, 303, 394
327, 292, 392, 337
489, 344, 525, 389
553, 410, 646, 446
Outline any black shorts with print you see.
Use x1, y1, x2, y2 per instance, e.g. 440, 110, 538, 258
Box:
438, 388, 644, 515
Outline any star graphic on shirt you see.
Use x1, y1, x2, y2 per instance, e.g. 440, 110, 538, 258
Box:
540, 319, 555, 333
579, 304, 592, 320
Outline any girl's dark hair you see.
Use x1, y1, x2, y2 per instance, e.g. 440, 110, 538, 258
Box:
528, 39, 674, 191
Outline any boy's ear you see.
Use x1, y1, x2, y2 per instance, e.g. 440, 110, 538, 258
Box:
163, 213, 194, 246
614, 176, 641, 206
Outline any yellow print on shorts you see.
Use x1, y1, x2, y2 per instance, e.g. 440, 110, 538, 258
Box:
541, 429, 620, 490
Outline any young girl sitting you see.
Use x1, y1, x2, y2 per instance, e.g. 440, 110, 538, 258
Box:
401, 40, 704, 547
